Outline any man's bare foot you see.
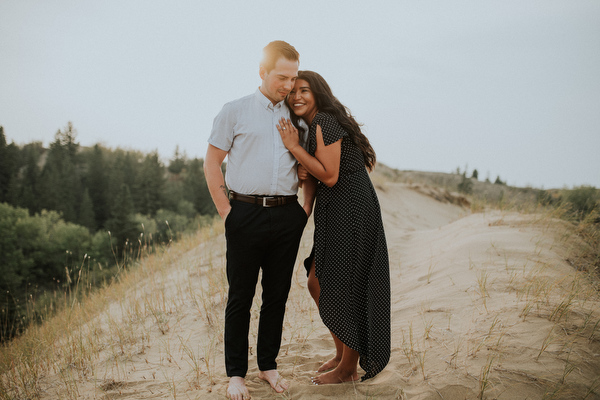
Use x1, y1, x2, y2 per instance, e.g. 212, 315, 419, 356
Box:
317, 357, 340, 372
311, 368, 359, 385
227, 376, 250, 400
258, 369, 289, 393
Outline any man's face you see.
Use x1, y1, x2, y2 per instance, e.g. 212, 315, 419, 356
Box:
259, 57, 299, 105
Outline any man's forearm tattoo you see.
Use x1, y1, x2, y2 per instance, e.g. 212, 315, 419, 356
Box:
220, 185, 228, 197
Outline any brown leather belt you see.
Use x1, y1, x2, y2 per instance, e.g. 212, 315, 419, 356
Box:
230, 191, 298, 207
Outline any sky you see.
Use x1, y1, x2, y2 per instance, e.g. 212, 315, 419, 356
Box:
1, 1, 599, 189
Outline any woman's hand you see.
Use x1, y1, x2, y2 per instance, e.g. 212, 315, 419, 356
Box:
298, 164, 309, 180
277, 118, 300, 152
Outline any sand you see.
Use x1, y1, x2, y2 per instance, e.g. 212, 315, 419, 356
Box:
38, 181, 600, 399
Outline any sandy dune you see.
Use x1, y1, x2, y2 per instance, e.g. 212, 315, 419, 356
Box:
40, 180, 600, 399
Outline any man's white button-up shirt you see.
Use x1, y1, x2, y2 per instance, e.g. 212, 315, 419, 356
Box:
208, 88, 305, 196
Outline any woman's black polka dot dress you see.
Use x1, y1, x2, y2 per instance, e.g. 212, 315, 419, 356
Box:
304, 112, 390, 380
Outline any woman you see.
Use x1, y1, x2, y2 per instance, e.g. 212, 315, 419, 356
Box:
277, 71, 390, 384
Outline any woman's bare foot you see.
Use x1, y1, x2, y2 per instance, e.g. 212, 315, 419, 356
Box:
227, 376, 250, 400
317, 357, 340, 372
258, 369, 289, 393
311, 367, 359, 385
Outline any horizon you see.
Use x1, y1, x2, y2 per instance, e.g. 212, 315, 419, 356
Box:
4, 130, 593, 191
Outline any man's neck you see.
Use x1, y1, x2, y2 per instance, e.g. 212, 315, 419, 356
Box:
259, 86, 280, 106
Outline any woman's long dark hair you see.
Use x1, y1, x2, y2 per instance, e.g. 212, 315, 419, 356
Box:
290, 70, 376, 171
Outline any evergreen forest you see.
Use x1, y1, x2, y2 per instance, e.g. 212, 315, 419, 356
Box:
0, 123, 218, 341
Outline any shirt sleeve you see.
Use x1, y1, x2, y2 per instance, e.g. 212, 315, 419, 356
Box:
316, 113, 348, 146
207, 102, 236, 152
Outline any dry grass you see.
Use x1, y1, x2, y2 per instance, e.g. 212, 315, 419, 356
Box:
0, 221, 226, 399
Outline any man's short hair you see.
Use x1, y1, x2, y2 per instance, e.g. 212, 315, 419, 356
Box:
260, 40, 299, 72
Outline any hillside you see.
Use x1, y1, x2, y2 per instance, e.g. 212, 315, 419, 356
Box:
3, 170, 600, 399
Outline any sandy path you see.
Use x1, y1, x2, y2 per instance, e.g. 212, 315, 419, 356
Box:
40, 181, 600, 399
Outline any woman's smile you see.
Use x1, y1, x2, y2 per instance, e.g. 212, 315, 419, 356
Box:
287, 79, 317, 123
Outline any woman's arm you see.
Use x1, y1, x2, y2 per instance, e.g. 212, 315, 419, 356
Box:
278, 118, 341, 188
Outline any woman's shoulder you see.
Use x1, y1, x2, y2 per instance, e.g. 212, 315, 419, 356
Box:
313, 112, 346, 133
313, 112, 348, 143
313, 112, 338, 126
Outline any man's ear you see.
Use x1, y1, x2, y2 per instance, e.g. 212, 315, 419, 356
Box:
259, 65, 266, 80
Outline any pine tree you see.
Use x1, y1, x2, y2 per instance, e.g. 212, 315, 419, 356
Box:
17, 143, 43, 213
78, 188, 96, 230
106, 184, 138, 255
184, 158, 216, 215
0, 127, 10, 201
107, 150, 139, 216
168, 146, 186, 174
39, 123, 82, 222
136, 151, 165, 216
0, 127, 21, 203
86, 145, 110, 229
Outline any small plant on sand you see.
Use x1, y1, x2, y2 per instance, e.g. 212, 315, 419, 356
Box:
422, 315, 434, 340
426, 261, 435, 284
448, 336, 463, 369
478, 355, 495, 399
178, 334, 202, 389
416, 349, 427, 380
400, 323, 416, 367
536, 325, 557, 361
583, 376, 600, 399
476, 269, 490, 311
201, 335, 218, 386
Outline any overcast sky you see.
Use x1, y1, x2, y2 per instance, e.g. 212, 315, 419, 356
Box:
1, 1, 599, 189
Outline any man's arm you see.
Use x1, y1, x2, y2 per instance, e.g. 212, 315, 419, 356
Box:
204, 144, 231, 220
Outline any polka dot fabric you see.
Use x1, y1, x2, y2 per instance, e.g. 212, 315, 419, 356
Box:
305, 112, 391, 380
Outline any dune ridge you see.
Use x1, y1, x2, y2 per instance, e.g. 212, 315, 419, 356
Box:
22, 179, 600, 399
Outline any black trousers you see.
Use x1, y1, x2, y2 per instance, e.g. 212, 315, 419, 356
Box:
224, 199, 308, 377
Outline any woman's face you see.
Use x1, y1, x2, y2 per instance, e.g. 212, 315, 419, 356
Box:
288, 79, 317, 122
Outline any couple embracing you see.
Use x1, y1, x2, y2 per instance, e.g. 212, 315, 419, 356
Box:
204, 40, 390, 400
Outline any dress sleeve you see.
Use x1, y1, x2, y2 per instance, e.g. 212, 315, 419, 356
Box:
315, 113, 348, 146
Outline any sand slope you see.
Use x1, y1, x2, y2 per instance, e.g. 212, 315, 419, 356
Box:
40, 181, 600, 399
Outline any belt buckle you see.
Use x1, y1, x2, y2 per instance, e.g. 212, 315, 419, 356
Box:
262, 196, 276, 207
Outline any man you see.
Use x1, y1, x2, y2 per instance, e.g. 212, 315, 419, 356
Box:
204, 41, 314, 400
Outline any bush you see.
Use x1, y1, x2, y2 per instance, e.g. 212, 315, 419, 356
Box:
0, 204, 91, 339
0, 203, 33, 290
176, 200, 196, 219
154, 209, 192, 242
90, 230, 113, 268
457, 173, 473, 195
0, 206, 91, 287
45, 215, 92, 280
564, 185, 599, 219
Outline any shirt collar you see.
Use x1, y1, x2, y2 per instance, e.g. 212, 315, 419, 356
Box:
255, 88, 285, 110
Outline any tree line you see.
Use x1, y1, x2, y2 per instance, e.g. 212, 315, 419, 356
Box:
0, 123, 217, 340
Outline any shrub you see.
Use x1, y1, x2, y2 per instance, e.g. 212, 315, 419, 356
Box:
0, 203, 33, 290
458, 173, 473, 195
154, 209, 192, 242
564, 185, 599, 220
90, 230, 113, 268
